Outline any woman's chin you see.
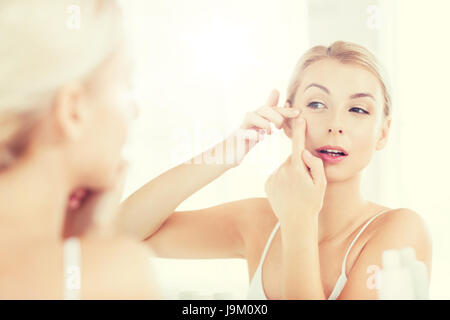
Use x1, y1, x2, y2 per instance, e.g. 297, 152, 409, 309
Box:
85, 167, 121, 191
322, 167, 353, 184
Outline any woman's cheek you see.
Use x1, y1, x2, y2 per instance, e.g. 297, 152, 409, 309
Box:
350, 130, 377, 166
110, 89, 131, 118
354, 121, 378, 145
304, 115, 322, 136
304, 117, 323, 151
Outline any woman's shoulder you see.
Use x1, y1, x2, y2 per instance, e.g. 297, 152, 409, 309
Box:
369, 206, 430, 236
0, 235, 160, 299
77, 234, 160, 299
0, 238, 62, 299
364, 206, 432, 267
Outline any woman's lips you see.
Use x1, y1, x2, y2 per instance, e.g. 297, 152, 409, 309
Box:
316, 151, 348, 164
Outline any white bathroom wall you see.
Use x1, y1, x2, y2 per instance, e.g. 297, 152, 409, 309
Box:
395, 0, 450, 300
120, 0, 450, 299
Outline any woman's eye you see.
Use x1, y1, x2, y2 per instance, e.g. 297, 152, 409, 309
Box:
350, 107, 370, 114
307, 101, 325, 109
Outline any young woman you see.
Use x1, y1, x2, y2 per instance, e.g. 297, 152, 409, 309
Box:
0, 0, 158, 299
117, 41, 432, 299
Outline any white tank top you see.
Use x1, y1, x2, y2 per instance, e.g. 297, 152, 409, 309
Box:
247, 208, 392, 300
63, 237, 82, 300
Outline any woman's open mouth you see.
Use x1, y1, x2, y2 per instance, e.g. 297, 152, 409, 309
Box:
315, 145, 348, 164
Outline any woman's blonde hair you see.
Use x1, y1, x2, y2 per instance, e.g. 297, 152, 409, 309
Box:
286, 41, 391, 118
0, 0, 124, 170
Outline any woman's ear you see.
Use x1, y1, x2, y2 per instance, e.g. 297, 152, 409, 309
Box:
375, 116, 391, 150
52, 83, 91, 142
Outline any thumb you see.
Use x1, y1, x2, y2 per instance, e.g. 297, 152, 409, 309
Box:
302, 149, 326, 186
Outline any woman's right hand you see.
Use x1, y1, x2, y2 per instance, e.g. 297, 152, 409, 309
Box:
226, 89, 300, 167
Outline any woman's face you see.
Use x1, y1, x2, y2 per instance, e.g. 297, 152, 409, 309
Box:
71, 45, 138, 190
290, 58, 390, 182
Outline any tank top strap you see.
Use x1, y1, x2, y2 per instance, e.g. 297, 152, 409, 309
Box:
63, 237, 82, 300
257, 221, 281, 271
340, 208, 392, 275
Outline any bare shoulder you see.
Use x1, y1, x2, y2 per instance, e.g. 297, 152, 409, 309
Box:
367, 207, 432, 269
80, 235, 160, 299
0, 236, 160, 299
372, 208, 431, 241
336, 207, 433, 299
0, 239, 63, 299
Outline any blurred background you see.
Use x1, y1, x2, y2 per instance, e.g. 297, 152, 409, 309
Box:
118, 0, 450, 299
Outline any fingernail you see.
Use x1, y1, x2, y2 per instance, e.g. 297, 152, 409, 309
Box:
292, 109, 299, 115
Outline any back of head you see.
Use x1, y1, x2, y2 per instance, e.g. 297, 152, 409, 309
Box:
0, 0, 124, 170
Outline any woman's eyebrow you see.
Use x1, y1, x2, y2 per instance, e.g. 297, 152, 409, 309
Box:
304, 83, 330, 94
304, 83, 376, 102
304, 83, 376, 101
349, 93, 376, 101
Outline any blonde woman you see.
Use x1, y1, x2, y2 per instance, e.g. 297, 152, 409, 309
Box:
117, 41, 432, 299
0, 0, 158, 299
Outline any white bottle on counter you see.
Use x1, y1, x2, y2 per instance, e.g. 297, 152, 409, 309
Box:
377, 249, 415, 299
399, 247, 429, 299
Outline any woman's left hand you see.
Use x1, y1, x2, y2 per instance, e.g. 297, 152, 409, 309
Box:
264, 115, 327, 223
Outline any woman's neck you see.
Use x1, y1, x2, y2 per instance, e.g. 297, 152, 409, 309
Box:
0, 151, 71, 242
318, 172, 375, 244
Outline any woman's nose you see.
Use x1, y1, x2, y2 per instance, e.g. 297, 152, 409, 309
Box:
327, 113, 344, 134
328, 127, 343, 134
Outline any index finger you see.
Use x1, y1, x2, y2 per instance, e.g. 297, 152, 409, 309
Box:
265, 89, 280, 107
291, 115, 306, 166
